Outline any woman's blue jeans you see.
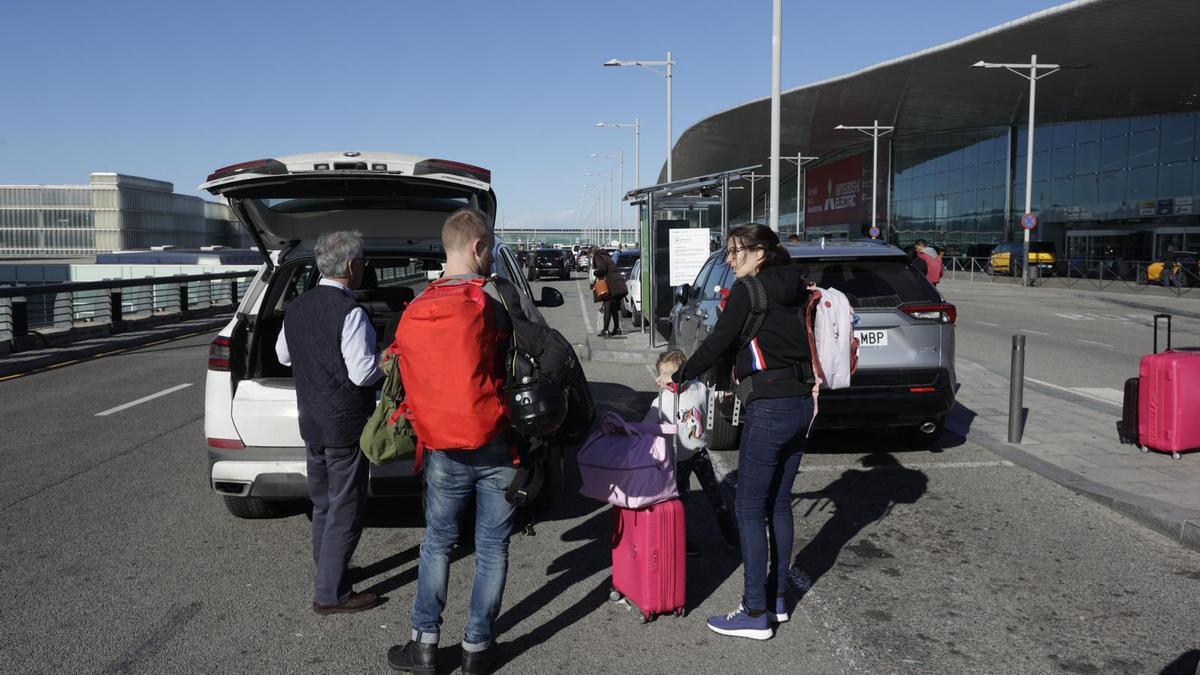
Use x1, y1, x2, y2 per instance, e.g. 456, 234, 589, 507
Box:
735, 395, 813, 613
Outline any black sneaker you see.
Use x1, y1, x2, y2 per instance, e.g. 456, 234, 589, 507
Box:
598, 329, 610, 337
462, 643, 501, 675
387, 641, 437, 674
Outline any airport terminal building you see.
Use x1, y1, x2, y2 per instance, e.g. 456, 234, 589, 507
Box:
0, 172, 245, 258
667, 0, 1200, 265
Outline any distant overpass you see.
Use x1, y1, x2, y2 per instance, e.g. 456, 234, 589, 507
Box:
495, 226, 637, 247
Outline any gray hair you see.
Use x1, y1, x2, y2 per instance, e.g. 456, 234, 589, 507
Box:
315, 231, 364, 278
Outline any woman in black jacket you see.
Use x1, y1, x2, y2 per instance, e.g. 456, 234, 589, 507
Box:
592, 249, 627, 336
657, 223, 813, 641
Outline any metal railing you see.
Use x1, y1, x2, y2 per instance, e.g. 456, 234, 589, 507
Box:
943, 257, 1200, 296
0, 271, 257, 347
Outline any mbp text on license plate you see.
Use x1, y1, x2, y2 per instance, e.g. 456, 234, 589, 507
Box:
856, 329, 888, 347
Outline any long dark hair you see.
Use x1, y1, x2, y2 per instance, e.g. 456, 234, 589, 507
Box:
727, 223, 789, 270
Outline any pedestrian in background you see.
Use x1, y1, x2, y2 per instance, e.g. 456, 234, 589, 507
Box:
658, 223, 814, 641
915, 239, 943, 285
275, 230, 384, 615
787, 233, 801, 244
906, 245, 928, 279
592, 248, 627, 337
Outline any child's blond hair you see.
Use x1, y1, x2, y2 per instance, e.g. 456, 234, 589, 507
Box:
656, 348, 686, 375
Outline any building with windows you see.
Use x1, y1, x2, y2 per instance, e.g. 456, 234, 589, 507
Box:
0, 172, 246, 258
666, 0, 1200, 265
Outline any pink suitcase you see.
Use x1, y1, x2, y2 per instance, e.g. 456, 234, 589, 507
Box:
1138, 314, 1200, 459
611, 500, 686, 622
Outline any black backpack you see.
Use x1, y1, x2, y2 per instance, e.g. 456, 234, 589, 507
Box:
493, 279, 595, 445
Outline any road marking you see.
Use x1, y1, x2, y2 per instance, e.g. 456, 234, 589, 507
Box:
1076, 338, 1113, 348
574, 280, 594, 333
801, 460, 1015, 473
977, 321, 1000, 327
1019, 329, 1050, 336
1072, 387, 1125, 406
96, 383, 194, 417
1025, 376, 1121, 408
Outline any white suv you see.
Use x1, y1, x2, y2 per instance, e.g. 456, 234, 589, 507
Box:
201, 151, 562, 519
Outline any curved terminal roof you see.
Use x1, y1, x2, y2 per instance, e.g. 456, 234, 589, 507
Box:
666, 0, 1200, 211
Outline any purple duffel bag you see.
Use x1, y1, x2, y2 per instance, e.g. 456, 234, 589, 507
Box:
577, 412, 678, 509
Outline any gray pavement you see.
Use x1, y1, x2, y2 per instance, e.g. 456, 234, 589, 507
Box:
2, 273, 1199, 674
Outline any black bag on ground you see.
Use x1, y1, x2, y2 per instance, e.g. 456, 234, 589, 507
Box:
494, 280, 595, 444
1119, 376, 1140, 447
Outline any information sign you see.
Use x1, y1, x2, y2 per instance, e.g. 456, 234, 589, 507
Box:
668, 228, 712, 287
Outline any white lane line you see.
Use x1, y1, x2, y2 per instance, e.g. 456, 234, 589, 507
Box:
1073, 387, 1125, 406
1025, 376, 1121, 408
977, 321, 1000, 327
1076, 339, 1113, 348
1020, 329, 1050, 336
96, 383, 194, 417
574, 280, 594, 334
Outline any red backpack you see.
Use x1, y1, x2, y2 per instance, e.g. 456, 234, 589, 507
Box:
394, 277, 509, 462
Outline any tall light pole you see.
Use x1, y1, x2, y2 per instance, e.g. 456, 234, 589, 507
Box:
592, 153, 624, 242
586, 171, 613, 244
768, 0, 783, 232
603, 53, 674, 182
778, 153, 820, 238
595, 119, 640, 189
835, 121, 894, 239
742, 172, 770, 223
972, 55, 1061, 287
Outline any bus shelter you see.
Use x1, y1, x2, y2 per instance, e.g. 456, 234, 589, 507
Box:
626, 165, 759, 348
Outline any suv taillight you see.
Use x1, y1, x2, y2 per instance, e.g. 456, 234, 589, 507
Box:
209, 335, 232, 371
901, 303, 957, 325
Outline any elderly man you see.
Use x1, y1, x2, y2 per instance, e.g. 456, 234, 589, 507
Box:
276, 230, 384, 615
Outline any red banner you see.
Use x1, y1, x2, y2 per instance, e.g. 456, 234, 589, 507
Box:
805, 154, 867, 228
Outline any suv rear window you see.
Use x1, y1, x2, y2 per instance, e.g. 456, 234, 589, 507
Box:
796, 257, 939, 308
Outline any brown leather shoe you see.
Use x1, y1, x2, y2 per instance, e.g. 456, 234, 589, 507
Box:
312, 591, 382, 615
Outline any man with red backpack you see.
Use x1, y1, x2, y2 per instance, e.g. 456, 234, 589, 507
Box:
387, 208, 517, 675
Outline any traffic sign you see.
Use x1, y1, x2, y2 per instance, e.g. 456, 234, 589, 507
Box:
868, 226, 881, 239
1021, 212, 1038, 230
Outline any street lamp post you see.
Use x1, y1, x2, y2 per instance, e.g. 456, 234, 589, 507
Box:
972, 55, 1061, 287
777, 153, 819, 238
592, 153, 624, 243
595, 119, 640, 190
768, 0, 783, 232
603, 53, 674, 182
835, 120, 894, 239
586, 170, 613, 244
742, 172, 770, 223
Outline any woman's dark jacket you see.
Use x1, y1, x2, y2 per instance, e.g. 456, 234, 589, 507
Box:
673, 263, 812, 403
592, 251, 628, 301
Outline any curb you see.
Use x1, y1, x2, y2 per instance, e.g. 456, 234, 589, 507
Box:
583, 335, 661, 364
0, 316, 230, 379
945, 411, 1200, 553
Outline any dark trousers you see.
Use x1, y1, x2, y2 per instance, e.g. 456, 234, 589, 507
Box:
601, 297, 622, 332
677, 448, 739, 545
306, 442, 370, 605
735, 396, 813, 612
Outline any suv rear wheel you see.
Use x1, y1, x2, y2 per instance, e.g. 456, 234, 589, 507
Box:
223, 496, 295, 519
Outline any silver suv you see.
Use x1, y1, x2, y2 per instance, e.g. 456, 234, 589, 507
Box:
669, 240, 956, 448
200, 151, 562, 519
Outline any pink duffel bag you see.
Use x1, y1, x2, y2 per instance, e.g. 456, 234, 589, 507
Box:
577, 412, 678, 509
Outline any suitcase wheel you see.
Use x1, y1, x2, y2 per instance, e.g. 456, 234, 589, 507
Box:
639, 614, 649, 624
1140, 446, 1149, 453
1173, 452, 1182, 460
609, 590, 623, 602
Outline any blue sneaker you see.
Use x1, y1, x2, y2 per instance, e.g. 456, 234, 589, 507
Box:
772, 596, 790, 623
706, 605, 773, 640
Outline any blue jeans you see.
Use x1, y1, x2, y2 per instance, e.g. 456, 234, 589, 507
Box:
735, 395, 813, 613
411, 441, 517, 647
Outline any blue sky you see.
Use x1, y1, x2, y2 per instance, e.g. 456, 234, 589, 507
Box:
1, 0, 1061, 229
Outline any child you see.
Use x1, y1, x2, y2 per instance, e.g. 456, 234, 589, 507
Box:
645, 349, 739, 555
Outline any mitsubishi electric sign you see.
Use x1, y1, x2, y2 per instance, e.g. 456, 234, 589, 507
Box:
805, 154, 869, 228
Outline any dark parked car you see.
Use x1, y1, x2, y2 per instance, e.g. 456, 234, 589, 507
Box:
670, 241, 956, 449
611, 248, 640, 280
529, 248, 571, 281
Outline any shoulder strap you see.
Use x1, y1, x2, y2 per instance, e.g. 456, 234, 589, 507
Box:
737, 276, 770, 348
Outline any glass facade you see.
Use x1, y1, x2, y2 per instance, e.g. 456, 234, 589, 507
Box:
0, 173, 245, 257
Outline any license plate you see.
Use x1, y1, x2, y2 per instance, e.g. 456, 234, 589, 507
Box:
855, 329, 888, 347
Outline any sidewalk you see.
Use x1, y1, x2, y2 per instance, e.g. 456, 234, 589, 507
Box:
949, 355, 1200, 551
939, 276, 1200, 320
0, 314, 229, 379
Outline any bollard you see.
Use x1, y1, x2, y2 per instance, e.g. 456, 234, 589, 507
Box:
179, 284, 189, 314
1008, 334, 1026, 443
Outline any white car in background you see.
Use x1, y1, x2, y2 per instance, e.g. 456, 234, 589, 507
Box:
621, 258, 644, 328
200, 151, 563, 519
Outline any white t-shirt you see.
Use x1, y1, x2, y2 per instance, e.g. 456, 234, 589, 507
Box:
643, 380, 710, 462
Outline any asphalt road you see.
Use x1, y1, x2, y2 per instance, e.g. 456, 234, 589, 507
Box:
1, 273, 1198, 674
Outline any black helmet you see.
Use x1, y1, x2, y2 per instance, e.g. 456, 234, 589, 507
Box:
506, 380, 568, 439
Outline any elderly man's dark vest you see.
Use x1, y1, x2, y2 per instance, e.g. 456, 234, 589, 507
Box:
283, 285, 375, 447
